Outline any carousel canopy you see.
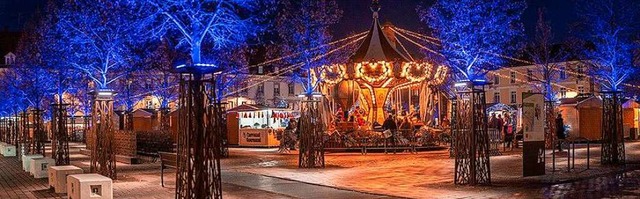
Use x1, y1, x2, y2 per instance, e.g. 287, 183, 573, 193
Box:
350, 4, 409, 63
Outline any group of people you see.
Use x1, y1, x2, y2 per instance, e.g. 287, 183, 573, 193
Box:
489, 112, 515, 148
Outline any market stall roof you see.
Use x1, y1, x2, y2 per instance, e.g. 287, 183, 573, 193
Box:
349, 3, 409, 63
226, 104, 269, 112
560, 96, 602, 108
623, 99, 640, 109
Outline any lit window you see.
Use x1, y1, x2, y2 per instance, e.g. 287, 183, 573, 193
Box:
494, 92, 500, 103
258, 66, 264, 74
560, 88, 567, 98
510, 91, 517, 104
494, 75, 500, 85
510, 72, 516, 84
560, 67, 567, 79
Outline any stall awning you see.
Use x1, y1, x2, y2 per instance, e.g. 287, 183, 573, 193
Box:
227, 104, 269, 112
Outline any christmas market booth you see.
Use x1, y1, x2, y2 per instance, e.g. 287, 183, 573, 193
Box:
558, 96, 602, 141
315, 5, 450, 151
623, 99, 640, 139
226, 104, 299, 147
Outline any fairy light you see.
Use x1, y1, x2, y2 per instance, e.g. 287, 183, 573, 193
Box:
246, 31, 368, 69
393, 29, 443, 57
224, 35, 366, 97
319, 64, 346, 85
431, 65, 449, 86
402, 62, 433, 82
356, 61, 392, 83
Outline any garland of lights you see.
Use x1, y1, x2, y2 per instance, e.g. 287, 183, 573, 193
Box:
320, 64, 346, 85
431, 65, 449, 86
356, 61, 392, 84
402, 62, 433, 82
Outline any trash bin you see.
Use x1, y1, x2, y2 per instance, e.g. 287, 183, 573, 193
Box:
631, 128, 638, 140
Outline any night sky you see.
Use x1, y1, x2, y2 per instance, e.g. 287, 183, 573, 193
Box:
0, 0, 577, 40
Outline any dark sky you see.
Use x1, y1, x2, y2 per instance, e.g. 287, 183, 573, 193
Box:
0, 0, 577, 39
333, 0, 578, 41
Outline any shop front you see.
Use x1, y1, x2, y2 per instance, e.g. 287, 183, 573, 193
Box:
227, 104, 298, 147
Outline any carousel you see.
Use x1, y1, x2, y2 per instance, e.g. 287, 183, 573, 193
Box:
315, 2, 450, 151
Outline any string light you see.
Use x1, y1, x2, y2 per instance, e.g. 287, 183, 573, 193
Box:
401, 62, 433, 82
432, 65, 449, 86
356, 61, 392, 83
319, 64, 345, 85
224, 35, 367, 97
392, 29, 443, 57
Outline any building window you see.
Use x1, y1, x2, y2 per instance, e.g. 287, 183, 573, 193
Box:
494, 92, 500, 103
257, 83, 264, 96
288, 83, 295, 96
510, 91, 517, 104
258, 66, 264, 74
560, 88, 567, 98
494, 75, 500, 85
578, 86, 585, 94
274, 83, 280, 96
560, 67, 567, 79
527, 69, 533, 81
577, 65, 584, 80
510, 72, 516, 84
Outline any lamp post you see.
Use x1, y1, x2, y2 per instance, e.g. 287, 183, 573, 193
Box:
451, 80, 491, 185
297, 91, 325, 168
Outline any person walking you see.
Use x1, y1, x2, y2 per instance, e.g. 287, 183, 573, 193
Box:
555, 114, 566, 151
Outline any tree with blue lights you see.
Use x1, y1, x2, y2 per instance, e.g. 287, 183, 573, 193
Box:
272, 0, 342, 97
271, 0, 342, 168
55, 0, 144, 90
421, 0, 526, 185
138, 1, 272, 197
142, 0, 270, 65
577, 0, 640, 165
577, 0, 639, 92
421, 0, 526, 83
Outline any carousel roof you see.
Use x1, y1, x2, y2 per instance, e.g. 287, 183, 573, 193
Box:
350, 5, 409, 63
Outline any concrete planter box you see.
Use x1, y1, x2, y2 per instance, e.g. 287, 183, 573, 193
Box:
1, 144, 16, 156
29, 157, 55, 178
22, 154, 44, 172
67, 174, 113, 199
48, 165, 84, 193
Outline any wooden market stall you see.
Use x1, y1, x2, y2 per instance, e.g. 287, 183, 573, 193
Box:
226, 104, 298, 147
623, 99, 640, 139
558, 96, 602, 141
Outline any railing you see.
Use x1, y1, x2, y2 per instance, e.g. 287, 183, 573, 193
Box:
551, 137, 591, 172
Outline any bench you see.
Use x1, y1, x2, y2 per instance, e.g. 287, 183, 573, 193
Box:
158, 152, 177, 187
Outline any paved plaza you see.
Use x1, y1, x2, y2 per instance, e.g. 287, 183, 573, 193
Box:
1, 142, 640, 198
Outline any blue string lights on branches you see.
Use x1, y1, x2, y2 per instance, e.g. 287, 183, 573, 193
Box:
419, 0, 526, 83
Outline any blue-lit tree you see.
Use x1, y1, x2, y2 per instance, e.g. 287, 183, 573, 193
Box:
54, 0, 147, 179
420, 0, 526, 185
271, 0, 342, 169
577, 0, 640, 165
139, 0, 272, 197
525, 9, 571, 149
420, 0, 526, 83
272, 0, 342, 97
